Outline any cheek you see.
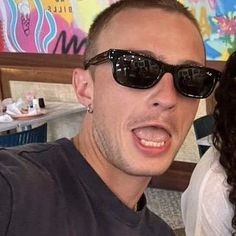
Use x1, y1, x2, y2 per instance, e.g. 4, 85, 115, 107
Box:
188, 100, 199, 118
93, 73, 136, 118
93, 83, 126, 127
181, 100, 199, 130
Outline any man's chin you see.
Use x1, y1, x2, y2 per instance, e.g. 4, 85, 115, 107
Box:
122, 165, 172, 177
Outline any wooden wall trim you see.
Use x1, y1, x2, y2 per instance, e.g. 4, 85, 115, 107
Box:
0, 52, 84, 100
0, 52, 84, 68
0, 66, 74, 99
206, 60, 225, 71
149, 161, 196, 192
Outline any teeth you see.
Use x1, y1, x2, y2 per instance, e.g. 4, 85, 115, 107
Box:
140, 139, 165, 148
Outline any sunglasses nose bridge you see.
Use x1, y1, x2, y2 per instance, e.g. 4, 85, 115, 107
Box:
159, 63, 175, 80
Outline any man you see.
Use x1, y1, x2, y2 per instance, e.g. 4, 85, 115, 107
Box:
0, 0, 221, 235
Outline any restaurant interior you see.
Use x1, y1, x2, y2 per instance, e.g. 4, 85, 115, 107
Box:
0, 51, 225, 235
0, 0, 232, 235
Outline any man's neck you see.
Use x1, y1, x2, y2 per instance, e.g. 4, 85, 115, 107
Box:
73, 125, 151, 210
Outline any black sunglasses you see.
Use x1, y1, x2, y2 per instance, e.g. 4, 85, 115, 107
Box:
85, 49, 221, 99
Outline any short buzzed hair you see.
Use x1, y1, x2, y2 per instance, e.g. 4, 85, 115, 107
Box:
85, 0, 201, 61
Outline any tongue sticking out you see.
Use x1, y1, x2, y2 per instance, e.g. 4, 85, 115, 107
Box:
133, 126, 170, 143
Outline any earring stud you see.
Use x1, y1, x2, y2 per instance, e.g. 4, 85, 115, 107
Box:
87, 104, 93, 113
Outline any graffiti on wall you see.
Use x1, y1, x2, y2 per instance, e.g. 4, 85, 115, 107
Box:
0, 0, 118, 55
181, 0, 236, 60
0, 0, 235, 60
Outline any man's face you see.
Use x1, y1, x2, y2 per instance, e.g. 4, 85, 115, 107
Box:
90, 8, 205, 176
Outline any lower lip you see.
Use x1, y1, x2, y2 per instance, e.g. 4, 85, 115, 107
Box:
132, 133, 171, 156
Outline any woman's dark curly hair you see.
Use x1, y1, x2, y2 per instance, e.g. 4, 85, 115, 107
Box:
213, 51, 236, 234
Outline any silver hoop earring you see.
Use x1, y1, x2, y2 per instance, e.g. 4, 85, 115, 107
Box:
87, 104, 93, 113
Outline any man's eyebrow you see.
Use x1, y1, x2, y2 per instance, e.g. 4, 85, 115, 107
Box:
128, 49, 204, 67
178, 59, 204, 67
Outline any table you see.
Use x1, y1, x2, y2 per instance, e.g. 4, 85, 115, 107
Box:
0, 101, 86, 133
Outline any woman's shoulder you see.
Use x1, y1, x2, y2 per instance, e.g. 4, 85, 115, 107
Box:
182, 147, 227, 209
191, 147, 224, 184
181, 147, 234, 235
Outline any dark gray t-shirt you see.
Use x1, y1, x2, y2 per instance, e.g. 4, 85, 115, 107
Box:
0, 138, 174, 236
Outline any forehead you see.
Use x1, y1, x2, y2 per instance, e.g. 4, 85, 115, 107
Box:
96, 8, 205, 64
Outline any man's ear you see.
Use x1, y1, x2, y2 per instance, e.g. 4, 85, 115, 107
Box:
72, 68, 94, 107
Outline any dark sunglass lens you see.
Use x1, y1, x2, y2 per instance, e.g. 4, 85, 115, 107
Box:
114, 54, 161, 88
176, 67, 216, 98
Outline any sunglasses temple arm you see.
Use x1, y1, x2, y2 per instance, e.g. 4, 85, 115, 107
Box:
84, 51, 110, 69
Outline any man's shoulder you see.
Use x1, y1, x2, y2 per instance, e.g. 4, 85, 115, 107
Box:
0, 138, 72, 188
0, 142, 53, 172
0, 138, 70, 164
0, 139, 75, 236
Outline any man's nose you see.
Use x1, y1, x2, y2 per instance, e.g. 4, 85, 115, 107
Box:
150, 72, 178, 110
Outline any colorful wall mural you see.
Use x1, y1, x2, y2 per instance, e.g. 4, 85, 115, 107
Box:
0, 0, 235, 60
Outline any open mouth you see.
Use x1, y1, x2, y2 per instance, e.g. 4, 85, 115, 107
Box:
140, 139, 166, 148
132, 125, 171, 150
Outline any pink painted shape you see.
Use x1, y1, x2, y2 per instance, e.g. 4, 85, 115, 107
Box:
11, 10, 86, 53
